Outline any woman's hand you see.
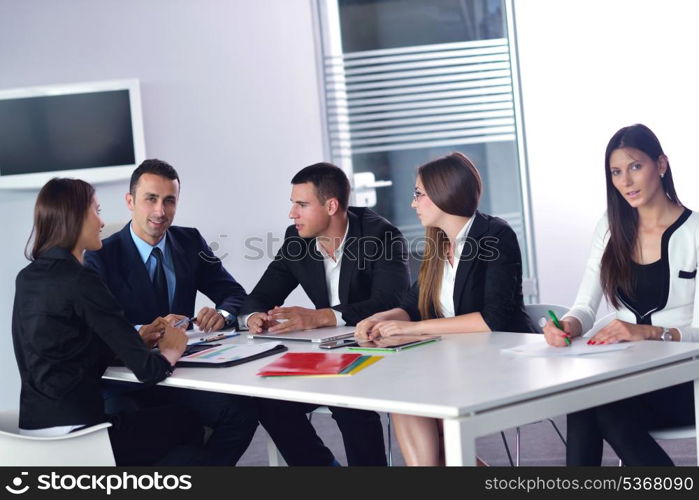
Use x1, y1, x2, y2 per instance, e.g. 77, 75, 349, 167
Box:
356, 309, 410, 340
542, 318, 576, 347
355, 316, 381, 340
370, 320, 418, 338
587, 320, 654, 345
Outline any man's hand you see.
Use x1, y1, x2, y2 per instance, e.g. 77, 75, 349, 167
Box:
267, 306, 336, 333
247, 312, 279, 334
139, 317, 170, 348
196, 307, 225, 333
158, 324, 188, 366
163, 314, 188, 326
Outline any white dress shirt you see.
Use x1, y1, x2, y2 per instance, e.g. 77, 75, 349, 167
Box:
243, 222, 349, 328
439, 217, 475, 318
315, 221, 350, 327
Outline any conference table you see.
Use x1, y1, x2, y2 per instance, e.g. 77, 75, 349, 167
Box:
103, 331, 699, 466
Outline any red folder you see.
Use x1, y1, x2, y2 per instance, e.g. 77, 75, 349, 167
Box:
257, 352, 362, 376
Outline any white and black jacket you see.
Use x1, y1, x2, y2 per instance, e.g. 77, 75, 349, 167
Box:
564, 209, 699, 342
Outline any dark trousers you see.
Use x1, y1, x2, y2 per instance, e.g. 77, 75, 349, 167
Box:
257, 398, 387, 466
103, 381, 258, 465
566, 382, 695, 466
107, 404, 204, 466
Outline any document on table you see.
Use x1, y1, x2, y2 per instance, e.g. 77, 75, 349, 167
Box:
178, 341, 285, 365
186, 327, 239, 345
503, 338, 633, 357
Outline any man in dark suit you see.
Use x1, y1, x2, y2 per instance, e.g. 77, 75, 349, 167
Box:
85, 159, 256, 465
240, 162, 410, 465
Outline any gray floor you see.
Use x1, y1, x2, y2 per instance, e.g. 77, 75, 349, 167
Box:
237, 413, 697, 466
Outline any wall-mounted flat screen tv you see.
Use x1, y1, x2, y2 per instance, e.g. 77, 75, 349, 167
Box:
0, 79, 145, 189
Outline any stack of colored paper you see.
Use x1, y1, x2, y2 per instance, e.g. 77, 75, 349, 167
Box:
257, 352, 381, 377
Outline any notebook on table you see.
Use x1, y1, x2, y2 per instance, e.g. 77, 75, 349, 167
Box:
248, 325, 356, 343
257, 351, 382, 377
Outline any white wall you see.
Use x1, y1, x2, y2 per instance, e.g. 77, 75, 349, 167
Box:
0, 0, 324, 409
514, 0, 699, 309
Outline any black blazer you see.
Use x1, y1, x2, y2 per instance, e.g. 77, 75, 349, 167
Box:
84, 224, 246, 326
12, 247, 173, 430
240, 207, 410, 325
402, 212, 535, 333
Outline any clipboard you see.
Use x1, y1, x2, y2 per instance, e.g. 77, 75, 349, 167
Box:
176, 342, 287, 368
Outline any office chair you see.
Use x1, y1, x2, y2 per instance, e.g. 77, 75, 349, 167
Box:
500, 303, 570, 466
647, 426, 698, 465
266, 407, 393, 466
616, 425, 697, 466
0, 409, 115, 466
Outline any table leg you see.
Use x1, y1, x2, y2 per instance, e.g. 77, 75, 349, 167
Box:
442, 417, 476, 466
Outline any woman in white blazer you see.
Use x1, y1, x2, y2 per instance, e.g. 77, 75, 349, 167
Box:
542, 124, 696, 465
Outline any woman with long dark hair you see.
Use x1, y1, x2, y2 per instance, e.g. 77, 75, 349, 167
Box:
355, 152, 535, 465
543, 124, 696, 465
12, 178, 204, 465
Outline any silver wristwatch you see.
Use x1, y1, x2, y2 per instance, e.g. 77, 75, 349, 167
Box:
659, 327, 673, 341
216, 309, 234, 327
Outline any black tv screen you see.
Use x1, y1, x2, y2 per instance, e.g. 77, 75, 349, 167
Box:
0, 90, 136, 176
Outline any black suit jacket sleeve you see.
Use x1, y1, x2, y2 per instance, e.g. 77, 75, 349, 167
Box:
399, 216, 529, 330
331, 228, 410, 325
402, 281, 421, 322
240, 227, 301, 315
193, 230, 247, 317
75, 269, 172, 385
479, 224, 525, 331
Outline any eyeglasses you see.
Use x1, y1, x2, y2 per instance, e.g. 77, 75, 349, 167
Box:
412, 188, 426, 202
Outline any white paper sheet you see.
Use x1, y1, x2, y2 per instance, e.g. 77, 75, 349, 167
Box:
503, 338, 633, 357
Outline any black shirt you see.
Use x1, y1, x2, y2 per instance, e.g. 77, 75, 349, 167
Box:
622, 260, 665, 324
12, 247, 173, 429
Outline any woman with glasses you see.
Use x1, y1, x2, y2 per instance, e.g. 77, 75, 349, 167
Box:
355, 152, 535, 466
543, 124, 697, 465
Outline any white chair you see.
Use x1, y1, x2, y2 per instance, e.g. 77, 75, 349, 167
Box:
617, 422, 697, 467
500, 304, 570, 466
648, 426, 698, 465
0, 409, 115, 466
266, 407, 393, 466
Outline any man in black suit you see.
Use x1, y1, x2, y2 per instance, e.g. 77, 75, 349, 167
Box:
240, 163, 410, 465
85, 159, 256, 465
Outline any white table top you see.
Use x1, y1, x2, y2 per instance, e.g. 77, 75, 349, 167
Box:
103, 332, 699, 419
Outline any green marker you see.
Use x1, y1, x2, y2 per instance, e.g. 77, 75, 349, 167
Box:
548, 310, 571, 346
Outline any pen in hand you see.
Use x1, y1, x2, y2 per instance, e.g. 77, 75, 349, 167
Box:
173, 316, 197, 329
548, 310, 571, 346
